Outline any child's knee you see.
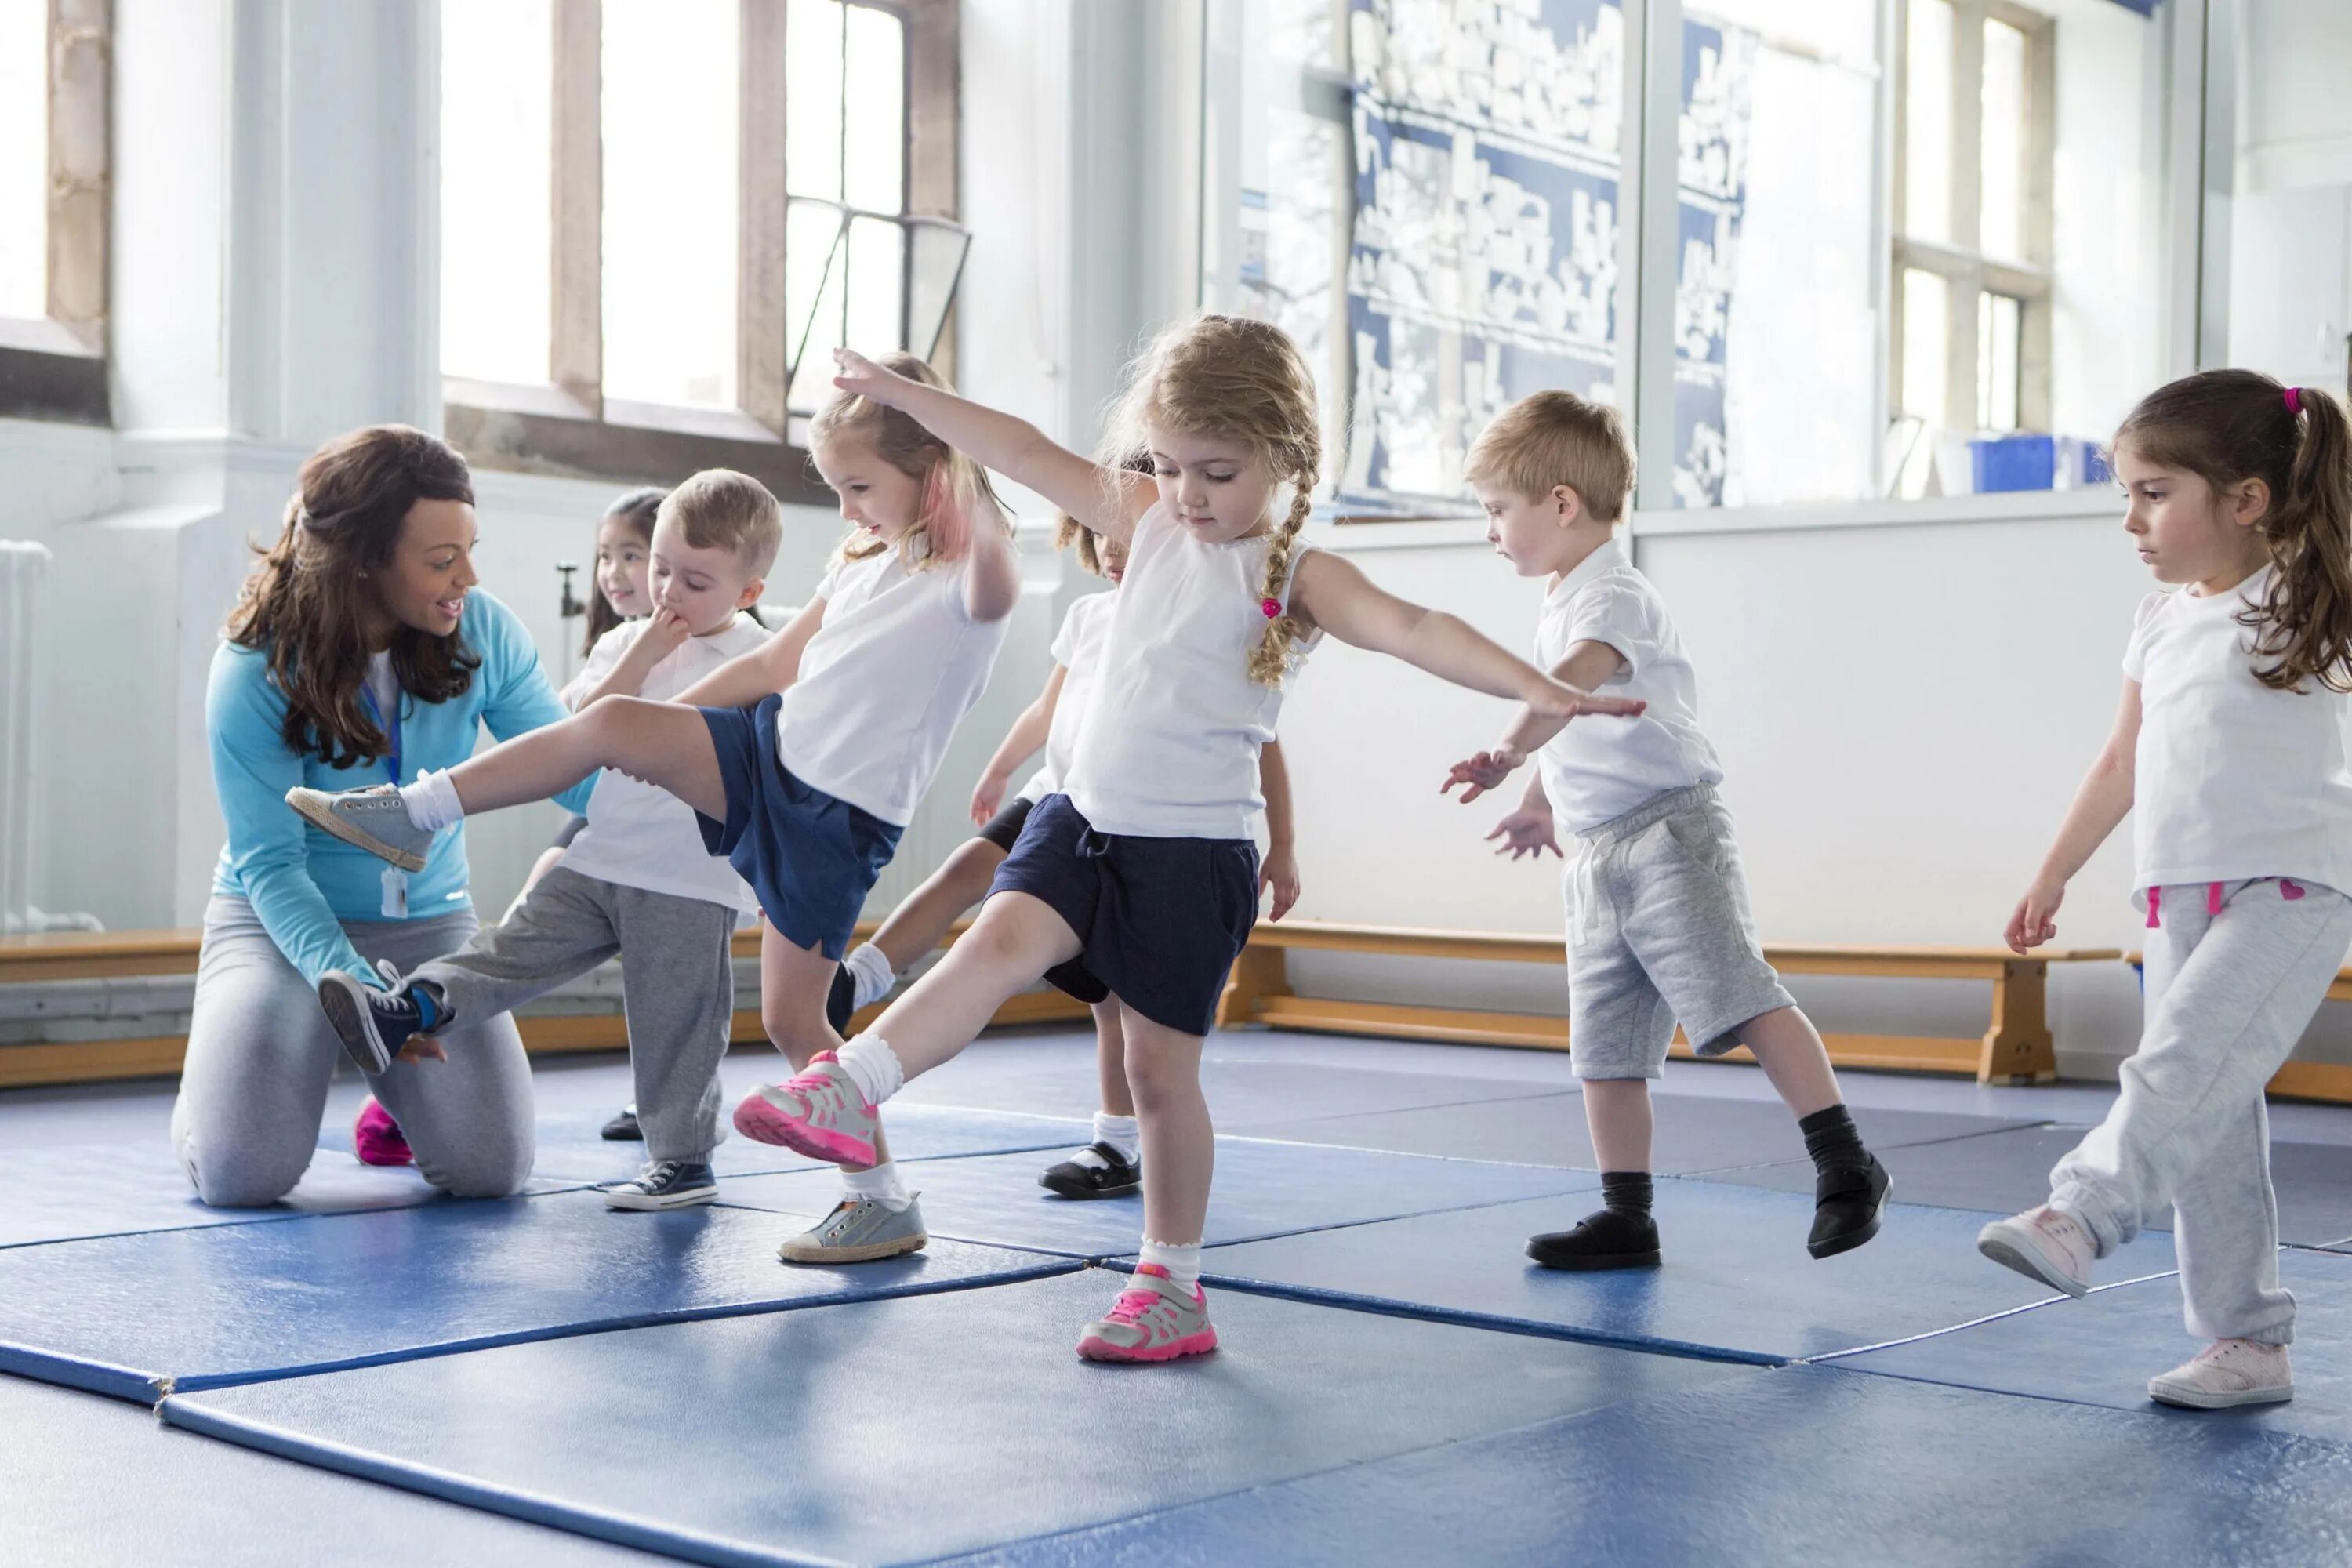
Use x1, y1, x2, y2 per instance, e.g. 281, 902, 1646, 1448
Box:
1123, 1043, 1197, 1111
180, 1138, 310, 1209
762, 999, 834, 1066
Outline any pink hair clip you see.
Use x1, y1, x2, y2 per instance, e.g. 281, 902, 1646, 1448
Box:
2286, 387, 2303, 415
1260, 597, 1282, 619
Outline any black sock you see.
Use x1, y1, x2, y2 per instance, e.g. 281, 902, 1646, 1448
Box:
411, 981, 449, 1031
1599, 1171, 1653, 1218
1798, 1105, 1868, 1173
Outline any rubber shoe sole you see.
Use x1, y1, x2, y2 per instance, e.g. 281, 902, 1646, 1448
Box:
1976, 1218, 2091, 1298
288, 789, 429, 873
1525, 1243, 1661, 1271
778, 1227, 927, 1265
1076, 1325, 1218, 1363
2148, 1376, 2294, 1410
316, 973, 394, 1076
604, 1182, 718, 1212
1039, 1166, 1142, 1200
732, 1088, 877, 1165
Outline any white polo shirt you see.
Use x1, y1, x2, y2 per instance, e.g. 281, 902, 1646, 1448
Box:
1018, 588, 1116, 805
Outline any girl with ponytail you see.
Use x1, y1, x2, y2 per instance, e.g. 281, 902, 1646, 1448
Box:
1991, 371, 2352, 1412
733, 319, 1642, 1363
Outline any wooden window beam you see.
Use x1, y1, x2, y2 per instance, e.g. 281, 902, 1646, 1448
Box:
550, 0, 602, 416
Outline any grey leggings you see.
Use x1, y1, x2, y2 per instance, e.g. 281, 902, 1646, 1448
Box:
171, 895, 537, 1207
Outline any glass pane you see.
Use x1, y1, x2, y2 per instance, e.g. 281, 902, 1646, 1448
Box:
787, 0, 844, 201
1977, 291, 2020, 431
603, 0, 739, 408
1901, 267, 1949, 426
1687, 0, 1875, 64
440, 0, 553, 384
0, 0, 43, 320
1265, 0, 1342, 70
843, 3, 903, 212
1980, 18, 2027, 260
787, 211, 848, 415
1904, 0, 1953, 245
785, 197, 844, 371
845, 214, 903, 352
906, 220, 970, 359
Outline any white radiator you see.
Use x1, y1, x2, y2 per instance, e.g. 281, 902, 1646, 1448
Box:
0, 540, 99, 935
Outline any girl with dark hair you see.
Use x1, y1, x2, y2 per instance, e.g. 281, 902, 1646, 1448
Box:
1990, 372, 2352, 1411
172, 424, 593, 1207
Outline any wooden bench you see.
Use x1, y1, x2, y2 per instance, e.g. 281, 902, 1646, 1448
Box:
1218, 920, 2122, 1085
0, 921, 1087, 1089
2122, 951, 2352, 1106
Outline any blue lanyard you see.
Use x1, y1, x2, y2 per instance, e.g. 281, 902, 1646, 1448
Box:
358, 683, 402, 784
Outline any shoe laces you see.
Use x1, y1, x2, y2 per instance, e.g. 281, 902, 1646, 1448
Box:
1103, 1285, 1165, 1327
637, 1160, 682, 1189
2198, 1338, 2281, 1368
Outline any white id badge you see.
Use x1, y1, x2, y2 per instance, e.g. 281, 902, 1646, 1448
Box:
380, 866, 409, 919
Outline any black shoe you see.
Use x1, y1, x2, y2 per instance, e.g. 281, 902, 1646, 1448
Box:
1526, 1207, 1661, 1270
604, 1159, 718, 1210
316, 964, 426, 1076
601, 1104, 643, 1141
1808, 1156, 1890, 1259
826, 966, 858, 1036
1037, 1142, 1142, 1200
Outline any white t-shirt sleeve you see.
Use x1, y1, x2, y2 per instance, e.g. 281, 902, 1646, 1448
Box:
1563, 583, 1651, 677
565, 621, 641, 707
2121, 590, 2170, 681
1047, 598, 1087, 667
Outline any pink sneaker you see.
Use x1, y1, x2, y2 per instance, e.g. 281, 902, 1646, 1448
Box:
2148, 1338, 2293, 1410
1076, 1265, 1218, 1363
731, 1052, 879, 1166
1976, 1204, 2094, 1297
351, 1096, 412, 1167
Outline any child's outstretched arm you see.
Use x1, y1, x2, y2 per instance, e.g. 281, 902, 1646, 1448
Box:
831, 349, 1155, 541
971, 665, 1064, 823
2006, 680, 2141, 953
1259, 738, 1301, 920
1487, 769, 1563, 862
674, 599, 826, 710
1442, 640, 1628, 804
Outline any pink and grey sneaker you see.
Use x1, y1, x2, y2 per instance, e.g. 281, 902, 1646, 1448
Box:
731, 1051, 879, 1166
2148, 1339, 2293, 1410
351, 1096, 412, 1167
1075, 1264, 1218, 1363
1976, 1204, 2095, 1298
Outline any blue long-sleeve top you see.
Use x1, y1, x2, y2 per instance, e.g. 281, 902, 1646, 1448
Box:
206, 590, 597, 987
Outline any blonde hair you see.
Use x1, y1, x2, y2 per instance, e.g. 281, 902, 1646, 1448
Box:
810, 351, 1008, 569
1105, 314, 1321, 685
657, 470, 783, 577
1462, 390, 1635, 524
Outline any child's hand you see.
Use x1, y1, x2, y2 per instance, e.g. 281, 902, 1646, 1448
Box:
636, 605, 695, 663
1528, 677, 1646, 721
833, 347, 911, 407
2005, 877, 2066, 953
396, 1037, 447, 1064
969, 772, 1009, 825
1261, 844, 1301, 921
1442, 746, 1524, 804
1486, 807, 1563, 862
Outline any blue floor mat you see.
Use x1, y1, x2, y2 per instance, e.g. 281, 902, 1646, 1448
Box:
1192, 1180, 2180, 1364
0, 1189, 1073, 1402
1831, 1246, 2352, 1442
1713, 1125, 2352, 1246
938, 1363, 2352, 1568
0, 1139, 578, 1251
161, 1270, 1744, 1568
719, 1137, 1600, 1259
1240, 1092, 2034, 1172
0, 1371, 679, 1567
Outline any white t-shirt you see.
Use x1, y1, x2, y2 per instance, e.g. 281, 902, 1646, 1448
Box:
1017, 590, 1117, 805
1063, 504, 1318, 838
2124, 568, 2352, 894
562, 612, 771, 910
776, 546, 1011, 826
1534, 539, 1724, 836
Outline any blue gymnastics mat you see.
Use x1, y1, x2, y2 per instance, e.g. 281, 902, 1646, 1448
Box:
0, 1138, 578, 1251
720, 1136, 1601, 1259
0, 1189, 1073, 1403
162, 1269, 1744, 1568
938, 1363, 2352, 1568
0, 1371, 676, 1568
1831, 1246, 2352, 1442
1239, 1091, 2035, 1173
1192, 1180, 2180, 1364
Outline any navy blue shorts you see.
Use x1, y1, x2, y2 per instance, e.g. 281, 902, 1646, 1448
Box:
989, 793, 1257, 1036
697, 696, 903, 960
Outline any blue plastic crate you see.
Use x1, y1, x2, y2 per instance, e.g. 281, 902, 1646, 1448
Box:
1971, 434, 2056, 493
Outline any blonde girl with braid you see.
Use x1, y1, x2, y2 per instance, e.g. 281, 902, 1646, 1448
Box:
734, 318, 1644, 1362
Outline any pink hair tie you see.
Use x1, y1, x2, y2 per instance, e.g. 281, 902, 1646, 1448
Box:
1260, 597, 1281, 619
2286, 387, 2303, 415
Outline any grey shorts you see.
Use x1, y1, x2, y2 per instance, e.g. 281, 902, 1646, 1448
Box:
1564, 783, 1795, 1080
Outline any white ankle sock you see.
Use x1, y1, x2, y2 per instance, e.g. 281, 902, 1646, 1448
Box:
1091, 1112, 1140, 1162
833, 1033, 904, 1106
397, 769, 465, 831
1137, 1237, 1202, 1292
843, 942, 897, 1010
842, 1160, 912, 1212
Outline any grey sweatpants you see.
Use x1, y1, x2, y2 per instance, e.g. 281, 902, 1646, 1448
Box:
172, 896, 537, 1207
2052, 877, 2352, 1345
408, 866, 739, 1163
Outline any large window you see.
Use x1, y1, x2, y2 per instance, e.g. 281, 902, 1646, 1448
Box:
440, 0, 969, 502
0, 0, 107, 426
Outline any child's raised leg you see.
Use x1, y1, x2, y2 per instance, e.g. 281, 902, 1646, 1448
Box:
1528, 1078, 1661, 1271
1076, 1006, 1218, 1363
1737, 1004, 1889, 1258
1039, 999, 1141, 1199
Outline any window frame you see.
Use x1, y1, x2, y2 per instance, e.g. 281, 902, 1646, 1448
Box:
441, 0, 964, 508
0, 0, 109, 428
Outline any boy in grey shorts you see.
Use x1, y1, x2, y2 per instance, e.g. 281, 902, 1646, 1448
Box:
1444, 392, 1889, 1269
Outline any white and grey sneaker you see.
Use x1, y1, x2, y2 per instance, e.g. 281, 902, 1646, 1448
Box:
2148, 1339, 2294, 1410
604, 1160, 719, 1211
777, 1194, 927, 1264
286, 782, 437, 873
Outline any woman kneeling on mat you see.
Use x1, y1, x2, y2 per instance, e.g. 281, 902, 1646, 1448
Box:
172, 425, 593, 1206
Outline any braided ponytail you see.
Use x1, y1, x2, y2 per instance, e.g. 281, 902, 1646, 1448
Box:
1247, 477, 1316, 687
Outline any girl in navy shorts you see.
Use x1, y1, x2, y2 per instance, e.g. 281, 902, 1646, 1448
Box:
291, 354, 1019, 1266
734, 318, 1643, 1361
